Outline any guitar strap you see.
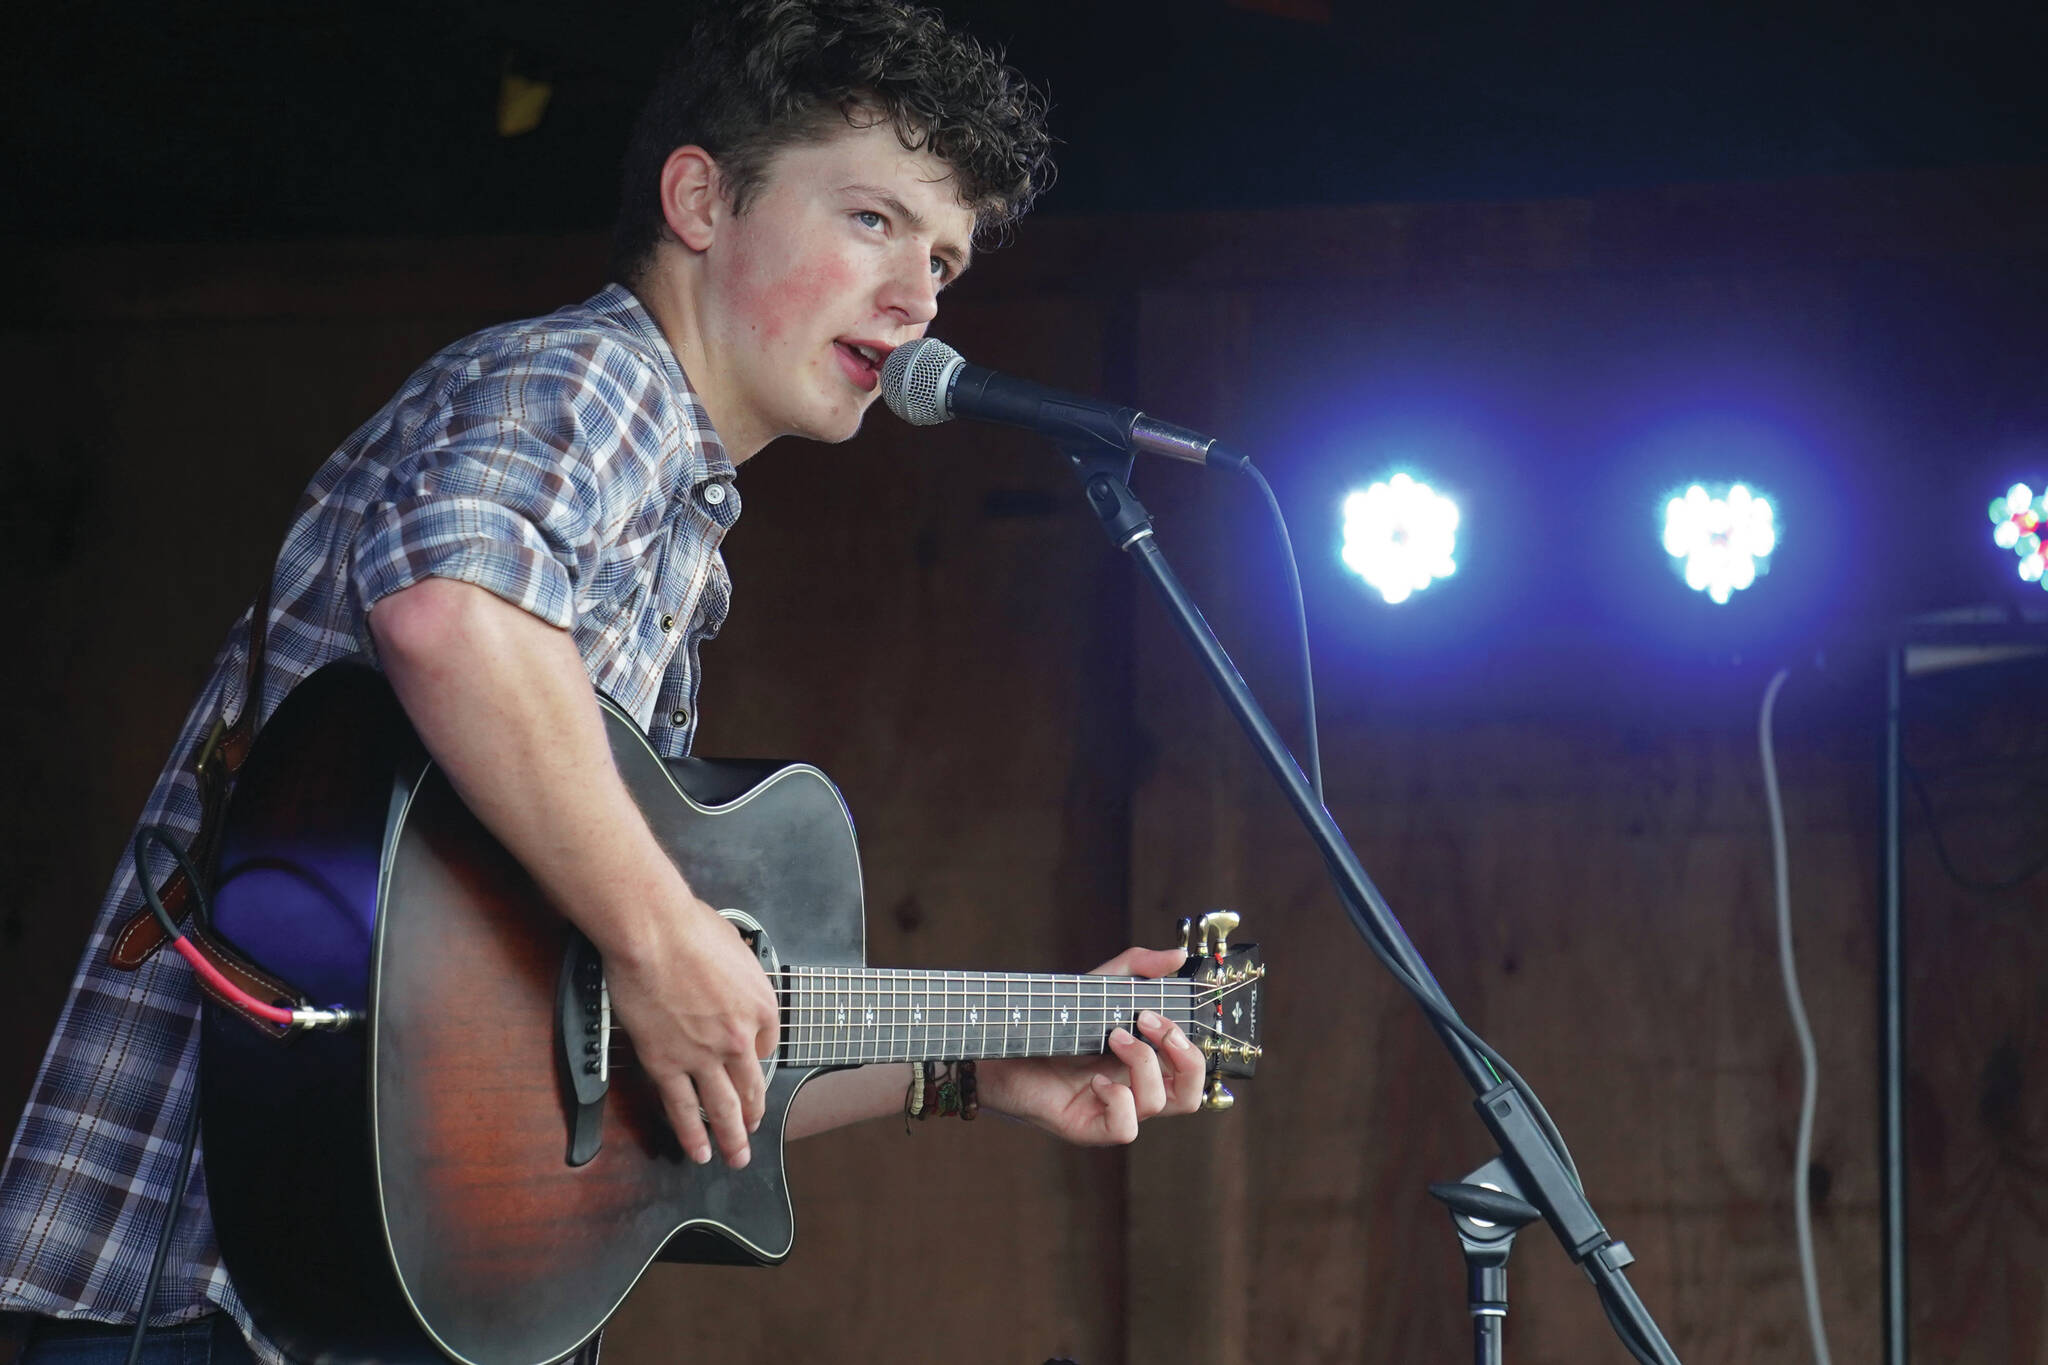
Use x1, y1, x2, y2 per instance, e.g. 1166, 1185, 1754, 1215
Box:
107, 574, 299, 1034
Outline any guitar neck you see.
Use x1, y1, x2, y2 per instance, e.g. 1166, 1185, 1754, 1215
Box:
781, 967, 1202, 1067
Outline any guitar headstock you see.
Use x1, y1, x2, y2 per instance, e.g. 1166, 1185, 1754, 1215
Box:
1177, 910, 1264, 1110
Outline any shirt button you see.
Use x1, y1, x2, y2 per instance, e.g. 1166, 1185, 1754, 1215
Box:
670, 708, 689, 727
702, 483, 727, 506
660, 613, 675, 632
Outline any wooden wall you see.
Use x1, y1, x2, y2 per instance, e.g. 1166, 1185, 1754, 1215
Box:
4, 166, 2047, 1363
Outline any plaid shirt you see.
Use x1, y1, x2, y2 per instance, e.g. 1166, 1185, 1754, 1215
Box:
0, 284, 740, 1357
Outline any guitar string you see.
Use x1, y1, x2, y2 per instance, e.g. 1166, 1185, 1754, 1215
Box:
597, 1017, 1250, 1069
596, 1018, 1246, 1069
776, 971, 1242, 1034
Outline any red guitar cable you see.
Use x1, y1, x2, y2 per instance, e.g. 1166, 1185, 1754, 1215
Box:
133, 825, 354, 1031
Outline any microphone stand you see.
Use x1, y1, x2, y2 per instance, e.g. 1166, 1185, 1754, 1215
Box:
1062, 442, 1681, 1364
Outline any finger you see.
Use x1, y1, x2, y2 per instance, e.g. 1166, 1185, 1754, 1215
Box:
1117, 1019, 1169, 1119
750, 971, 783, 1055
1090, 945, 1189, 978
1089, 1073, 1138, 1144
1156, 1017, 1206, 1113
659, 1074, 714, 1165
751, 986, 780, 1130
693, 1067, 753, 1169
1132, 1011, 1203, 1114
726, 1053, 766, 1135
730, 1012, 773, 1134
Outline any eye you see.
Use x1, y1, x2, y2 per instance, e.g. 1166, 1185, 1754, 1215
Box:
854, 210, 885, 231
929, 256, 951, 282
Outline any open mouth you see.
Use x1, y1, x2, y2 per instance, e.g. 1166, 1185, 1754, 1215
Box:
834, 340, 886, 391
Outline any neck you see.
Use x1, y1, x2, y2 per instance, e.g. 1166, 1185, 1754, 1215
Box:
629, 255, 769, 464
779, 965, 1203, 1068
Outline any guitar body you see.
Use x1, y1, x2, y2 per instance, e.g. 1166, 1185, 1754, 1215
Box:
201, 660, 864, 1365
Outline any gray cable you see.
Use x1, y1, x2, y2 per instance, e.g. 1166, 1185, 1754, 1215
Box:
1759, 667, 1834, 1365
1238, 461, 1322, 804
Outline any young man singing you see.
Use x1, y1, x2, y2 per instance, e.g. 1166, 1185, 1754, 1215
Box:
0, 3, 1206, 1359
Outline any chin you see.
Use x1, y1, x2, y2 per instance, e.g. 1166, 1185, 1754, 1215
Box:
801, 402, 873, 446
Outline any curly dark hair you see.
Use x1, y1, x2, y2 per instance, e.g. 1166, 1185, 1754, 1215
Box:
609, 0, 1054, 285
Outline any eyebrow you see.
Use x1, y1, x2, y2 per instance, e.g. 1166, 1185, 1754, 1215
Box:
842, 183, 973, 278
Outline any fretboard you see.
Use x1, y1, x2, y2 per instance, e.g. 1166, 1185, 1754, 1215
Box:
780, 967, 1199, 1067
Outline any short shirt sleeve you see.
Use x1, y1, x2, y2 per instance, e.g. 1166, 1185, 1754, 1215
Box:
349, 334, 676, 628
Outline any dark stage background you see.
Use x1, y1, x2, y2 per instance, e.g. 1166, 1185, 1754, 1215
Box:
6, 3, 2048, 1363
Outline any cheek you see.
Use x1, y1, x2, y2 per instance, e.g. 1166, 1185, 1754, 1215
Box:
739, 255, 858, 347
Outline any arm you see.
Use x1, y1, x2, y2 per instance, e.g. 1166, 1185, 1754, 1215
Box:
369, 576, 779, 1169
786, 946, 1206, 1142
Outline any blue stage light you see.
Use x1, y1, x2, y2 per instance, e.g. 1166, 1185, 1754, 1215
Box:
1661, 483, 1776, 604
1989, 482, 2048, 589
1340, 473, 1459, 605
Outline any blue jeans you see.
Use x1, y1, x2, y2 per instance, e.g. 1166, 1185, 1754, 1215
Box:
17, 1315, 255, 1365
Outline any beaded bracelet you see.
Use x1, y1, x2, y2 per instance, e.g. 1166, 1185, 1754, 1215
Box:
905, 1060, 979, 1124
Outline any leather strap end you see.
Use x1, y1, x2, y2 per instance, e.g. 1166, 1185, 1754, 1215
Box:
108, 873, 190, 970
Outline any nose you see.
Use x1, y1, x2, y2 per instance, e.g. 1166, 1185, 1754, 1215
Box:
879, 249, 940, 327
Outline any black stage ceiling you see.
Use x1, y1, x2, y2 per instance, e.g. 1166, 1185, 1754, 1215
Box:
7, 0, 2048, 241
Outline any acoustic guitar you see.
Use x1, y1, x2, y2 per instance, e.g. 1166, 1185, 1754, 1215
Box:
199, 660, 1264, 1365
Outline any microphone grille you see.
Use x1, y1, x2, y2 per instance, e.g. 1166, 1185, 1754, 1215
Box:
880, 337, 962, 426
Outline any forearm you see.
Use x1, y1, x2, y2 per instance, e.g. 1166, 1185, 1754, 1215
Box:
786, 1065, 912, 1140
367, 576, 694, 968
784, 1058, 1035, 1139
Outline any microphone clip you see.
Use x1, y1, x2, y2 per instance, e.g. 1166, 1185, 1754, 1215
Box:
1063, 442, 1154, 552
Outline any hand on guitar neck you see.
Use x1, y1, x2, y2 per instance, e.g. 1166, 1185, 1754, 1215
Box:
970, 945, 1209, 1142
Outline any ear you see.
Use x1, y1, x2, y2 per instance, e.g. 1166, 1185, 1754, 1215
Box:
658, 145, 723, 253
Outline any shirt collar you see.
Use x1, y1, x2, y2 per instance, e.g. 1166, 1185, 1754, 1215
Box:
587, 282, 736, 483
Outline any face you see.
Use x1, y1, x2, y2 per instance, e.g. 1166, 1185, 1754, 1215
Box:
684, 118, 977, 460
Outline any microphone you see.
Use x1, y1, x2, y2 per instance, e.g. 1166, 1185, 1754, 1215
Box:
880, 337, 1247, 471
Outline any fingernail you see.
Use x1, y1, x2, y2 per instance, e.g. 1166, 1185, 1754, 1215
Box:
1111, 1027, 1133, 1044
1140, 1010, 1162, 1030
692, 1144, 712, 1165
732, 1145, 751, 1170
749, 1115, 761, 1134
1092, 1074, 1112, 1089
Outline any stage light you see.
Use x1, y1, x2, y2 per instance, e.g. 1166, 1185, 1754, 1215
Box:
1340, 473, 1459, 605
1661, 482, 1776, 604
1990, 482, 2048, 590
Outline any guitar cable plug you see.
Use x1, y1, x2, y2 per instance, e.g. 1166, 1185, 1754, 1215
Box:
288, 1005, 359, 1031
133, 825, 358, 1033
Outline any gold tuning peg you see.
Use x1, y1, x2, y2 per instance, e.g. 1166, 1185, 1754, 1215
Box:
1201, 1075, 1235, 1111
1199, 910, 1241, 956
1177, 916, 1197, 956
